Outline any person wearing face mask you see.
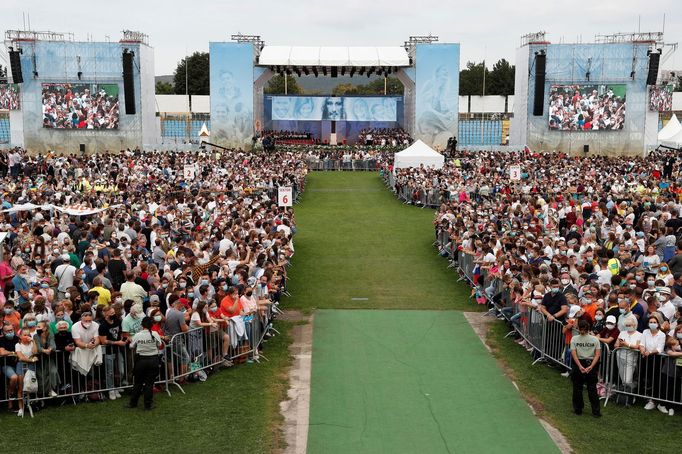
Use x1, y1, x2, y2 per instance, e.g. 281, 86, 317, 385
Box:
597, 315, 619, 349
640, 314, 668, 413
122, 303, 145, 341
656, 264, 674, 286
0, 322, 23, 414
164, 297, 189, 378
615, 318, 642, 392
560, 272, 577, 297
3, 301, 21, 333
591, 308, 607, 334
662, 326, 682, 416
11, 264, 30, 305
98, 305, 126, 400
70, 311, 102, 376
570, 319, 602, 417
192, 273, 215, 302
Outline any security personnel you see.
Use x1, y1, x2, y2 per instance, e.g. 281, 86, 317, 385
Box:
570, 319, 602, 417
127, 317, 163, 410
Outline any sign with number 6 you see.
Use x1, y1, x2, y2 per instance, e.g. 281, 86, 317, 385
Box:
278, 187, 293, 207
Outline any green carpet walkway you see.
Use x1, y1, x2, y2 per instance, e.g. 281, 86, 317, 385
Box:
286, 173, 558, 453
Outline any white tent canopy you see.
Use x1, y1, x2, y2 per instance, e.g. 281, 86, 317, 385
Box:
661, 128, 682, 148
658, 114, 682, 142
393, 140, 445, 170
258, 46, 410, 67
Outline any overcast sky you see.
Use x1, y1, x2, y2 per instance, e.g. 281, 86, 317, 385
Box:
2, 0, 681, 75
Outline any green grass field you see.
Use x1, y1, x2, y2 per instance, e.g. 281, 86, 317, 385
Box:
285, 172, 474, 312
0, 323, 293, 454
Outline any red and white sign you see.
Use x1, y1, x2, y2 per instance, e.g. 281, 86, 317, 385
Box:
278, 187, 292, 207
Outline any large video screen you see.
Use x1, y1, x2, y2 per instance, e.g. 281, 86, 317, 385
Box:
42, 83, 120, 129
649, 85, 673, 112
271, 96, 398, 121
548, 84, 626, 131
0, 84, 20, 110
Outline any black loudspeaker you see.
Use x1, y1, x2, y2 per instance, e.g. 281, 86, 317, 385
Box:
331, 67, 338, 78
79, 144, 86, 153
331, 121, 336, 134
583, 144, 589, 154
9, 50, 23, 84
122, 51, 136, 115
646, 52, 660, 85
532, 53, 546, 116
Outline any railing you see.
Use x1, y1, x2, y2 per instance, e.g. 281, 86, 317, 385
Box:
383, 170, 442, 208
305, 158, 380, 172
1, 307, 279, 418
441, 238, 681, 410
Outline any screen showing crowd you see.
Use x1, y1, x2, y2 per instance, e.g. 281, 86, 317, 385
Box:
42, 83, 120, 129
548, 84, 626, 131
0, 84, 20, 110
270, 96, 398, 122
649, 85, 673, 112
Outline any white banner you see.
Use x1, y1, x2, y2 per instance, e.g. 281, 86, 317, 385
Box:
2, 203, 122, 216
278, 187, 293, 207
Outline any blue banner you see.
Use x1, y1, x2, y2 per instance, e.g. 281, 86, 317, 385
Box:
415, 44, 459, 148
270, 96, 398, 122
209, 43, 254, 147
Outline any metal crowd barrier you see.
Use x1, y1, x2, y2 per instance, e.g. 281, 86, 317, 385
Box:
449, 249, 682, 409
1, 311, 277, 418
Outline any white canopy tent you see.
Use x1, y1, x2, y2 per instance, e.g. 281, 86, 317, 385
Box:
393, 140, 445, 170
661, 129, 682, 148
658, 114, 682, 142
258, 46, 410, 67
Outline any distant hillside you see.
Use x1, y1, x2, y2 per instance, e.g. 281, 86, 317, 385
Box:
155, 75, 174, 85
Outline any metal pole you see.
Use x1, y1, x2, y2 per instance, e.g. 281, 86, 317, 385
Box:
384, 76, 387, 95
481, 58, 486, 145
284, 73, 288, 95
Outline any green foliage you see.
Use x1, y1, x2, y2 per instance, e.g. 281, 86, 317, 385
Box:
173, 51, 210, 95
0, 64, 6, 80
460, 59, 515, 96
155, 81, 174, 94
675, 75, 682, 92
264, 74, 303, 95
332, 77, 404, 96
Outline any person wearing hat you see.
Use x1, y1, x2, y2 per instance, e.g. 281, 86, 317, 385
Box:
597, 315, 620, 349
127, 316, 163, 410
570, 319, 602, 417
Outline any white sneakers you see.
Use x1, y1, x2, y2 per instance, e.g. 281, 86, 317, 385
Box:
644, 400, 656, 410
669, 409, 675, 416
560, 371, 570, 378
115, 390, 122, 399
17, 408, 24, 417
109, 391, 117, 400
658, 405, 669, 414
49, 390, 58, 397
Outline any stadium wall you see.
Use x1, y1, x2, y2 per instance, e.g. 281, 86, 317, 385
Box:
5, 40, 156, 154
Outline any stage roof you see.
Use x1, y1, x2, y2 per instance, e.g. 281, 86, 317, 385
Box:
258, 46, 410, 67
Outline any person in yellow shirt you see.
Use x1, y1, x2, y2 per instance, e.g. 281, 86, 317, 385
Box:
91, 276, 112, 307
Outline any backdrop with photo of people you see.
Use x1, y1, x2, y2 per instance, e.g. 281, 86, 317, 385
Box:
270, 96, 399, 122
42, 83, 120, 129
649, 85, 673, 112
548, 84, 626, 131
0, 84, 20, 110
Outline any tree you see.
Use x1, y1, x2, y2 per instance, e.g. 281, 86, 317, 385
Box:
459, 61, 488, 95
486, 59, 515, 96
264, 74, 302, 95
331, 77, 404, 96
675, 75, 682, 92
459, 59, 515, 96
332, 83, 358, 96
155, 81, 174, 94
173, 51, 210, 95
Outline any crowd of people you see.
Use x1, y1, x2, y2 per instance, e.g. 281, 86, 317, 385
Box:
42, 84, 119, 130
358, 128, 412, 147
388, 147, 682, 415
0, 84, 20, 110
0, 147, 305, 415
548, 85, 626, 131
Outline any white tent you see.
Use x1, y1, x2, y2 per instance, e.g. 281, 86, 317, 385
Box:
393, 140, 445, 170
658, 114, 682, 142
661, 128, 682, 148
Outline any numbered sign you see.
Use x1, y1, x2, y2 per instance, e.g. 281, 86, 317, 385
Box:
509, 165, 521, 181
278, 187, 293, 207
183, 165, 196, 181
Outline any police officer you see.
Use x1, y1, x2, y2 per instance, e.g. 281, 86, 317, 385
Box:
570, 319, 602, 417
127, 317, 163, 410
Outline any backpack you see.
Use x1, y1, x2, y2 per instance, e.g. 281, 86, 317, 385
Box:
24, 369, 38, 393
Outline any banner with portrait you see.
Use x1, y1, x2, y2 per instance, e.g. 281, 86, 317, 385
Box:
270, 96, 398, 122
415, 44, 460, 148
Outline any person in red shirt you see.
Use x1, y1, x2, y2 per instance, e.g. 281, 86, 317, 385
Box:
220, 287, 242, 319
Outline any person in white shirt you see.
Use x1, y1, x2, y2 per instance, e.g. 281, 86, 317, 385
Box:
70, 312, 102, 375
615, 318, 642, 390
639, 314, 669, 413
120, 271, 147, 306
54, 255, 76, 299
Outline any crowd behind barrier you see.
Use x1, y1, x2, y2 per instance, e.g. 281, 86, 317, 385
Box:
0, 147, 304, 417
402, 147, 682, 416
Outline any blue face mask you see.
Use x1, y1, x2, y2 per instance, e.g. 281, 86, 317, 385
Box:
4, 332, 15, 340
188, 293, 194, 298
201, 280, 209, 286
27, 321, 37, 328
3, 308, 12, 315
222, 285, 228, 291
551, 288, 559, 294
